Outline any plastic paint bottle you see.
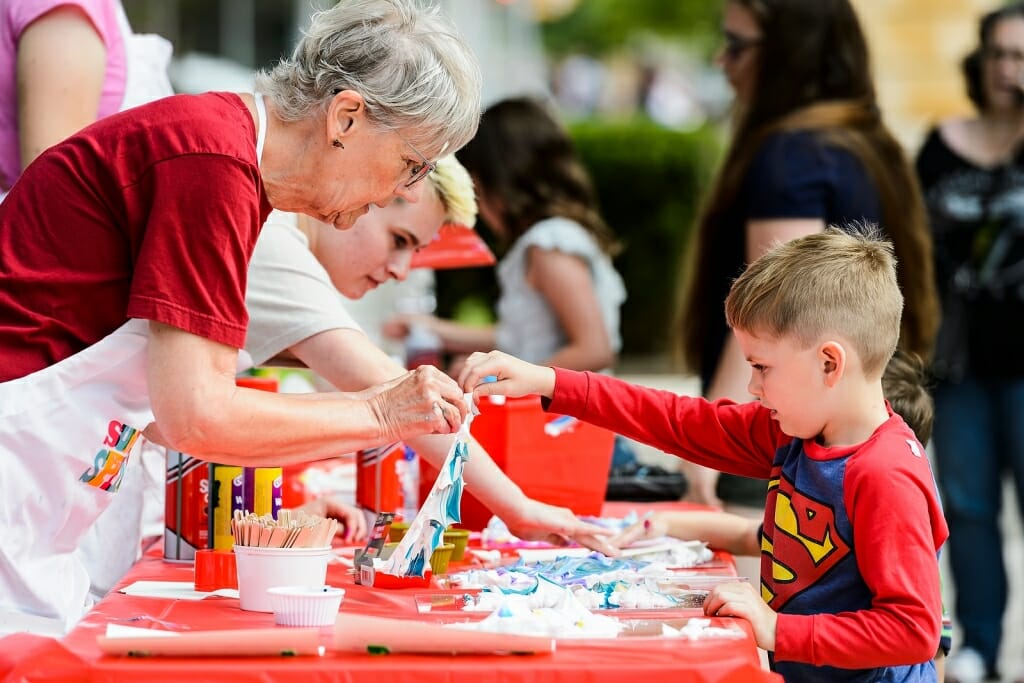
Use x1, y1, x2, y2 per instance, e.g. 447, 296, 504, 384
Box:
544, 415, 580, 437
396, 446, 420, 521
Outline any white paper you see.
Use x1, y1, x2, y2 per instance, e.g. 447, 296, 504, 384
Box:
104, 623, 180, 638
117, 580, 239, 600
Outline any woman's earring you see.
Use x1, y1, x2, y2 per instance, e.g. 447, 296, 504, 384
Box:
332, 139, 344, 149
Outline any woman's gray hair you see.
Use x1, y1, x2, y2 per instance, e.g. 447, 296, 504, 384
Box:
255, 0, 481, 157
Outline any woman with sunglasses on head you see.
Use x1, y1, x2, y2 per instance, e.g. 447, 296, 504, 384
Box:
0, 0, 481, 633
676, 0, 939, 516
915, 5, 1024, 682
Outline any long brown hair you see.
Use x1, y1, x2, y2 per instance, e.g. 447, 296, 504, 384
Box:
678, 0, 939, 373
455, 97, 618, 254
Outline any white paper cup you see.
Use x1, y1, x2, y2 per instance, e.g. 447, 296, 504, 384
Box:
268, 586, 345, 626
233, 545, 332, 612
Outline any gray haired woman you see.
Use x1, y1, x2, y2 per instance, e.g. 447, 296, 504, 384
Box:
0, 0, 480, 631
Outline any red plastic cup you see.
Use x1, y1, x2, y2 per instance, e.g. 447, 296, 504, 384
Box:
194, 549, 238, 592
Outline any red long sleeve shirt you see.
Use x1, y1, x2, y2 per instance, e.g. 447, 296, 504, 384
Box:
549, 369, 948, 681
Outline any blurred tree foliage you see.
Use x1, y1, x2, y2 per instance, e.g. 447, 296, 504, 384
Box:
435, 119, 722, 359
573, 119, 721, 356
540, 1, 721, 58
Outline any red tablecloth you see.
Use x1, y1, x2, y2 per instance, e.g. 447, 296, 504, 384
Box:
1, 502, 780, 683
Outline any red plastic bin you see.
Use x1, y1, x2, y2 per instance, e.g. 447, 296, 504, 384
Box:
420, 395, 614, 530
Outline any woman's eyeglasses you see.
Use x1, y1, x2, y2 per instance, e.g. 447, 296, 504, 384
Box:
722, 31, 763, 61
392, 129, 448, 188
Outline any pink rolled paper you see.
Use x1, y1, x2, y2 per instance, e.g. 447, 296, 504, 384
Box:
96, 627, 322, 657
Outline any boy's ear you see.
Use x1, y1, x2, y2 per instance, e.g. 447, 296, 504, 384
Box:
327, 89, 365, 144
820, 341, 846, 387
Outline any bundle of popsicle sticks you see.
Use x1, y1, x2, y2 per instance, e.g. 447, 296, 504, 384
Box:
230, 509, 339, 548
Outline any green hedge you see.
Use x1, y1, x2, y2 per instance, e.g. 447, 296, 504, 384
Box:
572, 119, 720, 355
435, 118, 721, 358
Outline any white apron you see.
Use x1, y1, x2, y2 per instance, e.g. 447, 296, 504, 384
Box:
0, 319, 154, 633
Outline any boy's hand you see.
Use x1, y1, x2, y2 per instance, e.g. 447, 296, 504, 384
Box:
703, 581, 777, 651
458, 351, 556, 401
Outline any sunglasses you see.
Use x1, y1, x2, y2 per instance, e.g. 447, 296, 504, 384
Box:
723, 30, 763, 60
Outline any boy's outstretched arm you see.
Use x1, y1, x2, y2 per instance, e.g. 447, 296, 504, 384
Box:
459, 351, 555, 400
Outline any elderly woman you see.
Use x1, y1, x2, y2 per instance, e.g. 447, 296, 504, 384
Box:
0, 0, 479, 631
79, 157, 612, 602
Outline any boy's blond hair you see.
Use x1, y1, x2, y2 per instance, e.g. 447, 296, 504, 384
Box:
724, 226, 903, 376
427, 155, 477, 227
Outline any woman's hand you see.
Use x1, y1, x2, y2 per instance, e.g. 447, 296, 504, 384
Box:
368, 365, 467, 440
703, 581, 777, 651
608, 513, 668, 548
458, 351, 556, 401
505, 498, 618, 557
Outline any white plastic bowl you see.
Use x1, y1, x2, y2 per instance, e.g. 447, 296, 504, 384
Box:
267, 585, 345, 627
234, 545, 332, 613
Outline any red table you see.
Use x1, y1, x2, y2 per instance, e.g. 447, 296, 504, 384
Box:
1, 503, 780, 683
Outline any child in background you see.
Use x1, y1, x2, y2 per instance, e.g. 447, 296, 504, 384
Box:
458, 228, 949, 682
386, 96, 625, 374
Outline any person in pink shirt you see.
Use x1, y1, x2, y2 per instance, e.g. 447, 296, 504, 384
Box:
1, 0, 127, 193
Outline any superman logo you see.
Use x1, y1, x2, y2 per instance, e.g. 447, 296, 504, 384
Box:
760, 478, 851, 609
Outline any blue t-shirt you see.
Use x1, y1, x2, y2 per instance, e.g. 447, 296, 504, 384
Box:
700, 130, 882, 390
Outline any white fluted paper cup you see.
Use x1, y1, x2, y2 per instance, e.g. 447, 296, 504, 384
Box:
268, 586, 345, 626
233, 545, 331, 612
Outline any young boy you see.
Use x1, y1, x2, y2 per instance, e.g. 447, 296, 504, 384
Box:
458, 228, 949, 682
606, 348, 952, 679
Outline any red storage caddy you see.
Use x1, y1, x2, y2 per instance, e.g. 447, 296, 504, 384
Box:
421, 395, 615, 530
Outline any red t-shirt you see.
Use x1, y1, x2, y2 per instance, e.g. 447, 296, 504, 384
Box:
0, 92, 271, 382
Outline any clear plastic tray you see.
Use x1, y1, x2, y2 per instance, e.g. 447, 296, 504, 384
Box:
414, 575, 749, 615
408, 613, 747, 642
